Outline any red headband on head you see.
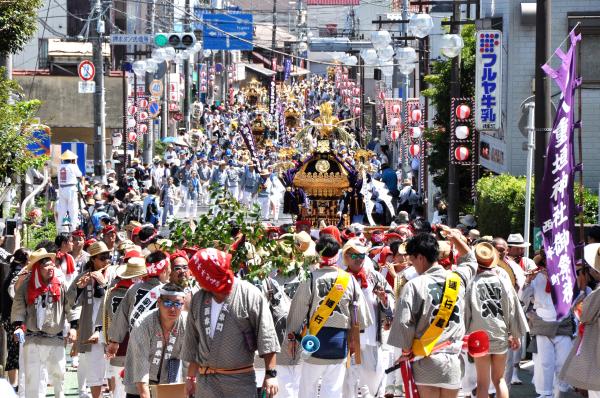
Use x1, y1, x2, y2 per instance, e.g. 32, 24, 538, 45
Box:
170, 250, 189, 263
146, 256, 170, 278
72, 229, 85, 238
103, 225, 117, 235
189, 248, 234, 295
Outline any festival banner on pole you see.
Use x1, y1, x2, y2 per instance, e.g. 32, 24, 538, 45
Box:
384, 98, 402, 139
536, 30, 582, 319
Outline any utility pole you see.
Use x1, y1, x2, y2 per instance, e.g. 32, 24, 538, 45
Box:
92, 0, 107, 178
447, 0, 461, 227
183, 0, 191, 131
534, 0, 552, 228
399, 0, 410, 174
143, 0, 157, 165
272, 0, 278, 59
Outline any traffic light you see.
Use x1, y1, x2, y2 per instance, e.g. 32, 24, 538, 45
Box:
154, 33, 196, 50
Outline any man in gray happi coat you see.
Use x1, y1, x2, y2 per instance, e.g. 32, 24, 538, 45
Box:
182, 248, 280, 398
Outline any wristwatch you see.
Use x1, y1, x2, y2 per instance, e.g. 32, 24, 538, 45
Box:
265, 369, 277, 378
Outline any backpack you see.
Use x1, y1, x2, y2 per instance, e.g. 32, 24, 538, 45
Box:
124, 203, 143, 225
260, 278, 291, 345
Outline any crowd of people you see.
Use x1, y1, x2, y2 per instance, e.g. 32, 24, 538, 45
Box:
3, 75, 599, 398
1, 215, 600, 398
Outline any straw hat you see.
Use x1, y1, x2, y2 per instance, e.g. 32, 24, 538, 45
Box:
584, 243, 600, 272
27, 248, 56, 269
293, 231, 316, 256
115, 257, 148, 280
506, 233, 530, 248
438, 240, 452, 260
125, 221, 142, 232
60, 150, 78, 161
397, 242, 407, 255
474, 242, 498, 268
88, 241, 111, 258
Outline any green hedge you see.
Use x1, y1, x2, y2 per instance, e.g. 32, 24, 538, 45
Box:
475, 174, 599, 238
475, 175, 529, 238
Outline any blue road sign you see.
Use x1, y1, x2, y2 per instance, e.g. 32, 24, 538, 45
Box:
27, 128, 51, 156
149, 101, 160, 117
201, 13, 253, 51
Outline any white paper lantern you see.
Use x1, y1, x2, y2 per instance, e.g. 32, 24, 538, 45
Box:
298, 42, 308, 52
410, 126, 422, 139
127, 105, 137, 116
163, 47, 176, 62
398, 63, 416, 76
151, 48, 166, 62
396, 47, 418, 64
440, 34, 464, 58
409, 144, 420, 157
353, 107, 361, 115
145, 58, 159, 73
455, 104, 471, 119
411, 109, 422, 123
138, 111, 149, 121
127, 118, 136, 129
346, 55, 358, 66
353, 87, 361, 96
390, 117, 400, 127
377, 45, 395, 62
201, 85, 207, 92
455, 125, 470, 139
371, 30, 392, 50
392, 104, 402, 114
455, 146, 470, 161
391, 130, 400, 140
408, 13, 434, 39
128, 132, 137, 142
132, 60, 147, 77
137, 124, 148, 134
361, 48, 378, 65
353, 97, 361, 105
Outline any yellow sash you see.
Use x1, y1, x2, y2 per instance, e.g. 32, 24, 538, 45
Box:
307, 270, 351, 336
411, 272, 461, 357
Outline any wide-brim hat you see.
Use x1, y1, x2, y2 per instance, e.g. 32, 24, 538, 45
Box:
60, 149, 78, 161
468, 229, 481, 240
115, 257, 147, 280
88, 241, 111, 257
438, 240, 452, 260
584, 243, 600, 273
474, 242, 498, 268
506, 233, 530, 248
125, 221, 142, 232
26, 248, 56, 270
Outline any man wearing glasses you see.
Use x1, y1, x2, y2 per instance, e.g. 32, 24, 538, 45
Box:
123, 283, 187, 398
69, 241, 117, 398
341, 238, 394, 397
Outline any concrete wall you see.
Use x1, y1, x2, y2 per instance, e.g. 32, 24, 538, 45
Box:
16, 75, 124, 129
481, 0, 600, 189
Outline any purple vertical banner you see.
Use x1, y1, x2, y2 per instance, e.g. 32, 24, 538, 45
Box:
283, 58, 292, 81
536, 31, 582, 319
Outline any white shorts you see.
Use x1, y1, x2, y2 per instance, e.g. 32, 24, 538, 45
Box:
79, 343, 107, 387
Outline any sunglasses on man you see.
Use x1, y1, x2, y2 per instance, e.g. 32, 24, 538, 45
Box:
98, 254, 111, 261
349, 253, 366, 260
161, 299, 184, 309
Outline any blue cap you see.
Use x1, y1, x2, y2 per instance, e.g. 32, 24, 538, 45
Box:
225, 149, 232, 156
228, 159, 234, 166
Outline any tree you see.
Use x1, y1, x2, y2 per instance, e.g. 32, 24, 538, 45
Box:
422, 25, 476, 202
0, 0, 43, 56
0, 68, 46, 180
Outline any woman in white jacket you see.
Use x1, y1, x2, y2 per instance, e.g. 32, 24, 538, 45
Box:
268, 171, 286, 222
